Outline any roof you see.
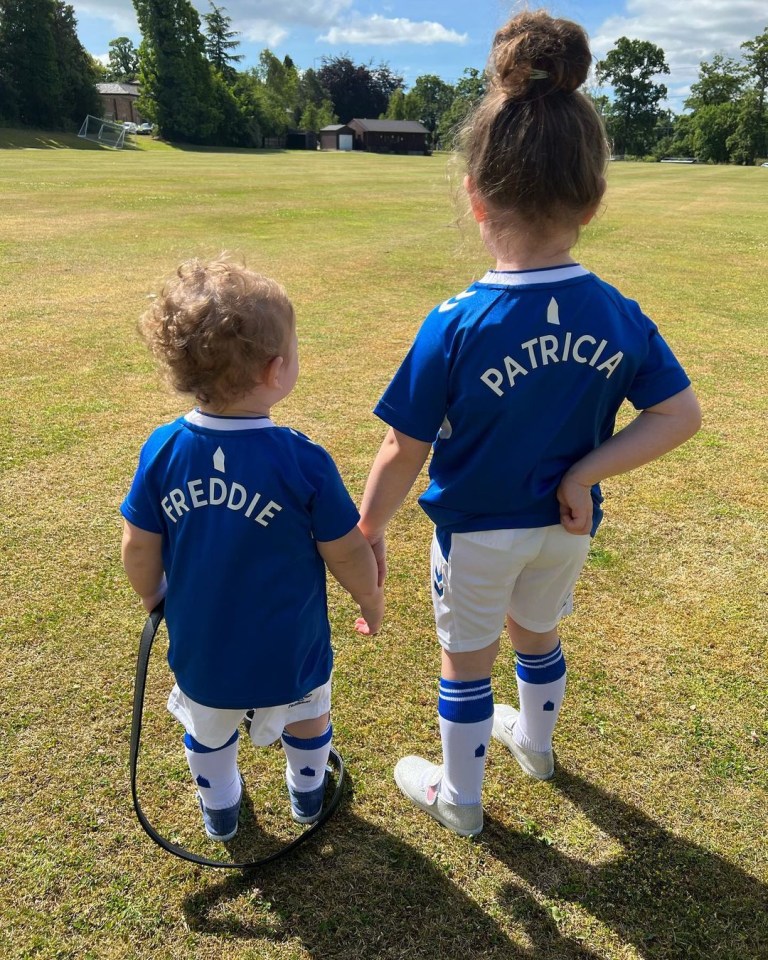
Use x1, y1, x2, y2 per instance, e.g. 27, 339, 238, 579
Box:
319, 125, 352, 132
349, 119, 428, 134
96, 83, 140, 96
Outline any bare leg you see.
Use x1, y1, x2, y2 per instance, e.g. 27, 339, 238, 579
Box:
506, 616, 559, 655
284, 711, 330, 738
441, 637, 500, 681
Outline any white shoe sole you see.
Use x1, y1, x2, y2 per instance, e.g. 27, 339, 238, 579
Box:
492, 707, 554, 781
394, 756, 483, 837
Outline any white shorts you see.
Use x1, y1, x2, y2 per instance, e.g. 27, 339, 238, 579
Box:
167, 678, 332, 748
431, 526, 591, 653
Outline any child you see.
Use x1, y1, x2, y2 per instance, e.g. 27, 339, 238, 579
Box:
358, 11, 701, 837
121, 258, 383, 841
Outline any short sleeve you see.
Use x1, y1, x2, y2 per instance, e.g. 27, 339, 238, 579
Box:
120, 441, 164, 534
626, 324, 691, 411
307, 448, 360, 543
374, 309, 450, 443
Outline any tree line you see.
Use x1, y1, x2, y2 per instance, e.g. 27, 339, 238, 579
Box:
0, 0, 765, 163
595, 33, 768, 164
0, 0, 102, 130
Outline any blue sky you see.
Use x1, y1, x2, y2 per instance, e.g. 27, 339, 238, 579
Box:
73, 0, 767, 110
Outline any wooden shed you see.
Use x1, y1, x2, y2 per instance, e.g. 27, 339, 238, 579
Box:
348, 119, 429, 155
319, 125, 355, 151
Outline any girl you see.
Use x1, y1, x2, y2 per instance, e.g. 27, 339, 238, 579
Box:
358, 10, 701, 836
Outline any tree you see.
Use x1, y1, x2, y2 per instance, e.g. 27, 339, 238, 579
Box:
317, 55, 403, 123
403, 74, 454, 143
685, 54, 744, 109
435, 67, 485, 148
134, 0, 221, 143
233, 67, 289, 141
202, 2, 242, 80
89, 53, 109, 83
0, 0, 101, 129
298, 67, 330, 113
51, 1, 102, 123
0, 0, 62, 129
727, 90, 765, 164
597, 37, 670, 156
384, 88, 410, 121
690, 102, 740, 162
298, 99, 336, 134
741, 27, 768, 157
258, 48, 299, 120
106, 36, 139, 81
652, 112, 695, 160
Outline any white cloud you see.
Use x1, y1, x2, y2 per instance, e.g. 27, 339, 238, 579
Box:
221, 0, 354, 29
591, 0, 767, 106
239, 19, 289, 47
72, 0, 137, 35
320, 14, 468, 46
73, 0, 355, 43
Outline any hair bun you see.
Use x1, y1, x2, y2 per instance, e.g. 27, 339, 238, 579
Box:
490, 10, 591, 99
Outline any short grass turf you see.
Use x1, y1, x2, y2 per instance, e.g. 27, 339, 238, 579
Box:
1, 130, 766, 960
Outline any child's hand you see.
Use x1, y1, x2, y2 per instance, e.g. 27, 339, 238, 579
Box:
354, 589, 384, 635
365, 532, 387, 587
556, 474, 593, 536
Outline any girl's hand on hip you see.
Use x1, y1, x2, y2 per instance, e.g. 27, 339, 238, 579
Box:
556, 475, 593, 536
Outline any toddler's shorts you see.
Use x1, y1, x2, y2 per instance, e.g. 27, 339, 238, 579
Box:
167, 677, 332, 748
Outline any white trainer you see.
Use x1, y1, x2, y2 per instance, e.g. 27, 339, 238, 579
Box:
492, 705, 555, 781
394, 756, 483, 837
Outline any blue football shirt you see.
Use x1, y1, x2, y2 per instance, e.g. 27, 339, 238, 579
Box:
375, 264, 691, 538
121, 411, 360, 709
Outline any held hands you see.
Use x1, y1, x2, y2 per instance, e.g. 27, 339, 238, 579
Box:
354, 586, 385, 636
367, 532, 387, 587
556, 474, 593, 536
354, 530, 386, 635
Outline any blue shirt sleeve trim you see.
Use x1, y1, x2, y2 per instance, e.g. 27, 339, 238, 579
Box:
374, 400, 436, 443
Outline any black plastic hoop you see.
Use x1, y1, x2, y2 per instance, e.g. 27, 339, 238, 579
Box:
130, 601, 346, 869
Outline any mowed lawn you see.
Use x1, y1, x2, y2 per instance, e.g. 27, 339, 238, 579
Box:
1, 132, 766, 960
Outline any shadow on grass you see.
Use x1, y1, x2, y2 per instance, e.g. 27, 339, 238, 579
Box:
0, 134, 142, 151
168, 144, 286, 155
484, 769, 768, 960
182, 774, 599, 960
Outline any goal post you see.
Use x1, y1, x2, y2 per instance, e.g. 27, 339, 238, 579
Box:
78, 115, 126, 149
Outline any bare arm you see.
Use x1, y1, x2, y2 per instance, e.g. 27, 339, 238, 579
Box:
358, 428, 432, 585
121, 520, 167, 612
557, 386, 702, 535
317, 526, 384, 635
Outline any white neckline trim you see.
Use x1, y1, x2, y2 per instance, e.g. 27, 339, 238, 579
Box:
184, 410, 277, 431
478, 264, 589, 286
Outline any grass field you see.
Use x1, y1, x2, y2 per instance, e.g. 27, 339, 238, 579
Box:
1, 129, 766, 959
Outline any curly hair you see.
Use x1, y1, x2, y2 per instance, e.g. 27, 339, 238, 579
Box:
139, 258, 295, 410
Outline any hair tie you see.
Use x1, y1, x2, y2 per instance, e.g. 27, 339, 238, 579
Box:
529, 69, 549, 80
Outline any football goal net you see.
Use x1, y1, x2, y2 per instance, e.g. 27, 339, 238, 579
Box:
78, 115, 126, 149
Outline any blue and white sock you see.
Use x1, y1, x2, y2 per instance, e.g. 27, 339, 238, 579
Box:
514, 642, 567, 753
281, 723, 333, 794
184, 729, 241, 810
438, 677, 493, 806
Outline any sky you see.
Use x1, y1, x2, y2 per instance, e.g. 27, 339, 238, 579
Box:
72, 0, 767, 111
